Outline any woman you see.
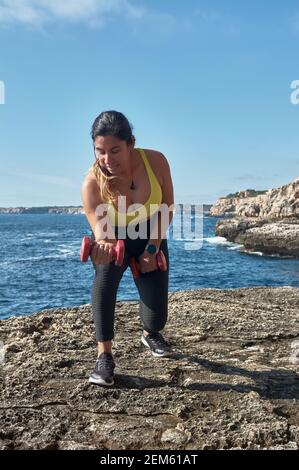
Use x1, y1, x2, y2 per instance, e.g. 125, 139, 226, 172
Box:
81, 110, 174, 386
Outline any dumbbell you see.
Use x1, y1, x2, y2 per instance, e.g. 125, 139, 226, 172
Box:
129, 250, 167, 279
80, 236, 125, 266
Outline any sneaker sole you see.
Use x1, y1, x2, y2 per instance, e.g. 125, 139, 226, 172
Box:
141, 335, 172, 357
88, 376, 114, 386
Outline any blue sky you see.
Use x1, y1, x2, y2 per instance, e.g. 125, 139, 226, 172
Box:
0, 0, 298, 206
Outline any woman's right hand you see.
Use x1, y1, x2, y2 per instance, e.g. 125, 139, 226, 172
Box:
91, 239, 117, 264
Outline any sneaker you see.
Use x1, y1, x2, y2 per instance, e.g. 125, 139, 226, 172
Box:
89, 352, 115, 386
141, 332, 172, 357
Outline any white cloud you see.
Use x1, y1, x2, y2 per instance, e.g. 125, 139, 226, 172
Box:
0, 0, 146, 28
0, 0, 43, 26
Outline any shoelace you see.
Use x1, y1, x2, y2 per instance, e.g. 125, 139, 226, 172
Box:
148, 333, 170, 349
96, 356, 115, 370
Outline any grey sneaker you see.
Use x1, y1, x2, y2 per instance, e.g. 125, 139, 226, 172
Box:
141, 332, 172, 357
89, 352, 115, 386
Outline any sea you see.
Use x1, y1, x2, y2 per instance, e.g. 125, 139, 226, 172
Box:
1, 213, 299, 320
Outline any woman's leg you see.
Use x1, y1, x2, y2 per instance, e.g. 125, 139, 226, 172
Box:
133, 238, 169, 334
89, 238, 130, 386
91, 251, 130, 353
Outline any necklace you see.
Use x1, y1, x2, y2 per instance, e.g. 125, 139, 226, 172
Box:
130, 180, 135, 190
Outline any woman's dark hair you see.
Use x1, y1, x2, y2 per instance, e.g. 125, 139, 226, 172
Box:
91, 110, 135, 145
91, 111, 135, 203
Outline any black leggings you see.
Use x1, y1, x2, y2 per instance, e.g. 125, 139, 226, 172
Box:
91, 219, 169, 342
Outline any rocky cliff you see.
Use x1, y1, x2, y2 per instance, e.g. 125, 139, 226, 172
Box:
1, 287, 299, 450
210, 178, 299, 257
215, 217, 299, 258
210, 178, 299, 219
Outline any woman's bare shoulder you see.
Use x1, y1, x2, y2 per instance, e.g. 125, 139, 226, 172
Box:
144, 149, 165, 165
82, 167, 97, 187
81, 168, 100, 198
144, 149, 170, 173
81, 169, 102, 210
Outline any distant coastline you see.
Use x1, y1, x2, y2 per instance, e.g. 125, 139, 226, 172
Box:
0, 206, 84, 215
0, 204, 213, 215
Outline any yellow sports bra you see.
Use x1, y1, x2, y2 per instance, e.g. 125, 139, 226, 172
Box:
107, 148, 162, 227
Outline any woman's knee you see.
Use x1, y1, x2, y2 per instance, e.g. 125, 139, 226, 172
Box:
141, 304, 168, 332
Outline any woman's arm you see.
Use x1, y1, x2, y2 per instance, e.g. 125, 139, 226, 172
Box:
81, 177, 117, 264
81, 177, 116, 242
138, 153, 174, 273
147, 152, 174, 250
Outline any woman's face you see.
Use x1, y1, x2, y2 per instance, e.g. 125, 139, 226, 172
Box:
94, 135, 132, 176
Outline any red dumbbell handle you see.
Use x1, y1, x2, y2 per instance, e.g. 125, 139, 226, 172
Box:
129, 257, 139, 279
156, 250, 167, 272
129, 249, 167, 279
80, 237, 125, 266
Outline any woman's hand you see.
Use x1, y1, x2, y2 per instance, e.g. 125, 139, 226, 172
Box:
91, 239, 118, 264
138, 251, 158, 274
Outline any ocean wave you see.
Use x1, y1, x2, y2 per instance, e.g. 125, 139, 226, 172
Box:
242, 250, 264, 256
57, 248, 77, 255
172, 238, 204, 242
240, 249, 294, 259
37, 232, 60, 237
20, 232, 61, 241
0, 251, 78, 265
227, 244, 244, 251
20, 234, 34, 241
204, 236, 234, 246
57, 243, 80, 249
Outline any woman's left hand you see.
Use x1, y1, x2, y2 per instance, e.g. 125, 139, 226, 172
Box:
138, 252, 158, 274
